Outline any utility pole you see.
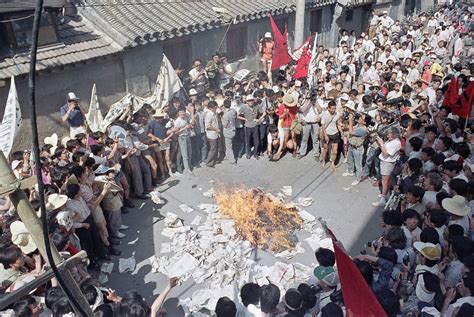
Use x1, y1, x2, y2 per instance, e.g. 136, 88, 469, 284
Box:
294, 0, 305, 48
0, 153, 93, 316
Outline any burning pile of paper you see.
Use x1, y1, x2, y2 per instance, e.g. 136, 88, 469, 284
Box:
214, 188, 303, 252
149, 186, 324, 313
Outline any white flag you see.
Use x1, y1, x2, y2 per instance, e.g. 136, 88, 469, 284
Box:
0, 76, 22, 157
308, 33, 319, 89
150, 55, 183, 109
85, 83, 104, 133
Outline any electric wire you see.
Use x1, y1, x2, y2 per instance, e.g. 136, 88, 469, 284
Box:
28, 0, 89, 315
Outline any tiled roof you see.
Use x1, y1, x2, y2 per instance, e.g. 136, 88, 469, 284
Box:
78, 0, 300, 47
78, 0, 373, 48
0, 18, 121, 79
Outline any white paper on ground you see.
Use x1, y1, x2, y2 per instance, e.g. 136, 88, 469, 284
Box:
118, 255, 136, 273
100, 262, 114, 274
165, 252, 199, 279
203, 188, 215, 198
281, 185, 292, 196
179, 204, 194, 213
128, 237, 139, 245
190, 215, 201, 226
297, 197, 314, 207
160, 242, 171, 253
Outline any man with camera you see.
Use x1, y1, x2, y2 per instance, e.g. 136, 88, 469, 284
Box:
372, 127, 402, 207
298, 90, 323, 159
344, 112, 368, 186
60, 92, 86, 138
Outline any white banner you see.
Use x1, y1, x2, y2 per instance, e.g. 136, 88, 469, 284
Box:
308, 33, 319, 89
85, 83, 104, 133
101, 93, 134, 132
0, 76, 22, 157
149, 54, 183, 109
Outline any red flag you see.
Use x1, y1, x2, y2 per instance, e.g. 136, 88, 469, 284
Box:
443, 76, 459, 108
269, 15, 290, 71
293, 46, 311, 79
327, 228, 387, 317
457, 81, 474, 118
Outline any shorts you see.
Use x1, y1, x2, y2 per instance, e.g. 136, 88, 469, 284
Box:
380, 161, 396, 176
160, 141, 171, 151
277, 127, 285, 142
327, 133, 340, 144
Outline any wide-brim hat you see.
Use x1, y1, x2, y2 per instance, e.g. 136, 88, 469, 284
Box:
442, 195, 470, 216
44, 133, 58, 146
414, 242, 441, 261
153, 109, 165, 117
10, 221, 37, 254
282, 93, 298, 107
46, 193, 68, 211
61, 136, 72, 148
11, 160, 21, 170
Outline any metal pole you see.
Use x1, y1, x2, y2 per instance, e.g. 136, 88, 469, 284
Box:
0, 153, 93, 315
294, 0, 305, 48
0, 251, 88, 309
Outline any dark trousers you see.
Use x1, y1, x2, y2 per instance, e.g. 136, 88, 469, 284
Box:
258, 124, 268, 155
235, 128, 246, 158
206, 138, 219, 166
75, 216, 107, 260
245, 126, 259, 157
199, 133, 208, 163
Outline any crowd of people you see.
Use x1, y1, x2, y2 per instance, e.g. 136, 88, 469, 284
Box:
1, 1, 474, 316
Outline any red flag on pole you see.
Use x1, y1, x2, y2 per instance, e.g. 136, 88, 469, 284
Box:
269, 15, 290, 71
325, 226, 387, 317
293, 46, 311, 79
457, 81, 474, 119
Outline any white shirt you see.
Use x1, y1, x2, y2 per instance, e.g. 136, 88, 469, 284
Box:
379, 138, 401, 163
204, 111, 219, 140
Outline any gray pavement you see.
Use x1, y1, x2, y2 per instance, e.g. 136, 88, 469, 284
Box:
103, 153, 385, 313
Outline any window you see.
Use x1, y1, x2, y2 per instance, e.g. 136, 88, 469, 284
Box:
345, 9, 353, 22
310, 10, 322, 34
163, 38, 192, 69
226, 27, 247, 61
4, 12, 58, 50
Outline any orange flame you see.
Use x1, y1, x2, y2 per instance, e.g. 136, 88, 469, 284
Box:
214, 187, 303, 252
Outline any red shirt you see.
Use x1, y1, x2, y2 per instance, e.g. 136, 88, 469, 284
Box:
277, 104, 297, 128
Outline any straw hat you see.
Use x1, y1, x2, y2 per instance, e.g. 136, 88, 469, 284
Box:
10, 221, 37, 254
282, 94, 298, 107
61, 136, 71, 148
11, 160, 22, 170
442, 195, 470, 216
413, 242, 441, 261
44, 133, 58, 146
46, 193, 68, 211
152, 109, 165, 118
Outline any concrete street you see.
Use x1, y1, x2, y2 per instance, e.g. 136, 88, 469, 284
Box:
103, 154, 385, 314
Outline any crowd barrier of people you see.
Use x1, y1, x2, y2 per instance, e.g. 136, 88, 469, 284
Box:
1, 2, 474, 316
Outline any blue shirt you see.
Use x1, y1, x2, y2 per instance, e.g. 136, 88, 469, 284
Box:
60, 104, 84, 127
148, 120, 167, 139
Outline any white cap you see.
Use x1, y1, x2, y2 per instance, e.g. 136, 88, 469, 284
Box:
189, 88, 198, 96
272, 85, 280, 93
245, 95, 254, 101
383, 10, 388, 14
264, 32, 272, 38
295, 80, 302, 87
340, 93, 349, 101
67, 92, 79, 101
